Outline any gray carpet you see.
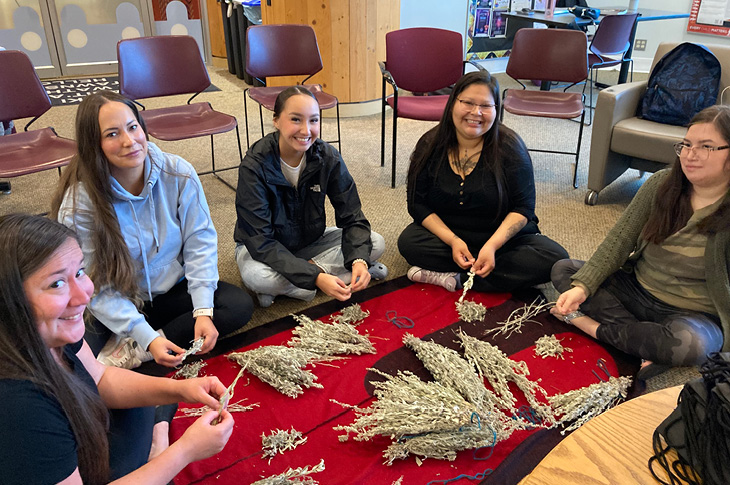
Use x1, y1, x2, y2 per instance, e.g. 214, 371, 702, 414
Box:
0, 67, 692, 392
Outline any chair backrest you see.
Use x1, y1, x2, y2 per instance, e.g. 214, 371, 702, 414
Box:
506, 28, 588, 84
590, 13, 639, 59
385, 28, 464, 94
117, 35, 211, 100
0, 50, 51, 123
246, 24, 323, 79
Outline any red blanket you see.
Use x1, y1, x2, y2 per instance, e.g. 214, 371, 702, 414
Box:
169, 279, 639, 484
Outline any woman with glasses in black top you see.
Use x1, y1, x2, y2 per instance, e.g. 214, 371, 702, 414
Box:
398, 70, 568, 294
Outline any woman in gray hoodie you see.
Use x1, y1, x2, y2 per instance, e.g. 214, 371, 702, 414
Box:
52, 91, 253, 369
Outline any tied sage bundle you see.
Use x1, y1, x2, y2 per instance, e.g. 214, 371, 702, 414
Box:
534, 334, 573, 360
288, 314, 376, 356
330, 303, 370, 326
334, 369, 480, 442
176, 399, 259, 418
228, 346, 327, 398
549, 375, 632, 433
403, 333, 497, 410
250, 459, 325, 485
173, 360, 207, 379
180, 337, 205, 363
457, 329, 552, 422
261, 427, 307, 463
455, 271, 487, 322
384, 425, 497, 465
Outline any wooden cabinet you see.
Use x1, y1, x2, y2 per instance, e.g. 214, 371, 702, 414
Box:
261, 0, 399, 103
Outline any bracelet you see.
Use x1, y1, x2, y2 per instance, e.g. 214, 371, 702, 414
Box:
193, 308, 214, 320
562, 310, 585, 325
352, 258, 368, 269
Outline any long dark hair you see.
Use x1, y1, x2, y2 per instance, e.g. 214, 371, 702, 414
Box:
0, 214, 109, 484
50, 90, 144, 307
642, 105, 730, 243
406, 70, 526, 219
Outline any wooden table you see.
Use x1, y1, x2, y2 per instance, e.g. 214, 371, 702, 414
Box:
518, 385, 682, 485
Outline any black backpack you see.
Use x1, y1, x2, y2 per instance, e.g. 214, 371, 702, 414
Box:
639, 43, 721, 126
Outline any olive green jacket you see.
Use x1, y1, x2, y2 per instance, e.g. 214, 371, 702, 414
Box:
572, 170, 730, 351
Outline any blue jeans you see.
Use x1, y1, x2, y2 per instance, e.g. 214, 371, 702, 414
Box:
235, 227, 386, 299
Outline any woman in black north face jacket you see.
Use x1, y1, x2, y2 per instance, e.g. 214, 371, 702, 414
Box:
234, 87, 387, 308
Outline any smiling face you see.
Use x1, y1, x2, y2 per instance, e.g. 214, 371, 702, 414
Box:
680, 122, 730, 190
23, 238, 94, 349
98, 101, 148, 186
273, 93, 320, 165
451, 83, 497, 144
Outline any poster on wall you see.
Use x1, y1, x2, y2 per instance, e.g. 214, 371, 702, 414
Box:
687, 0, 730, 36
466, 0, 513, 60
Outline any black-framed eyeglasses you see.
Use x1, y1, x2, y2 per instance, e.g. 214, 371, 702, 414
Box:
673, 142, 730, 160
457, 99, 496, 112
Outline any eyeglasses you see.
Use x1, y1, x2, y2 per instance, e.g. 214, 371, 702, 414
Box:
457, 99, 495, 113
673, 142, 730, 160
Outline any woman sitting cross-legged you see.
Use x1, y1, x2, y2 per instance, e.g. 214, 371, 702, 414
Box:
0, 214, 234, 485
235, 86, 387, 308
52, 90, 254, 369
552, 104, 730, 380
398, 70, 568, 293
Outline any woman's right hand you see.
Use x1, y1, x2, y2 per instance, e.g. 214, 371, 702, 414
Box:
450, 237, 474, 270
148, 337, 185, 367
315, 273, 352, 301
555, 286, 588, 315
178, 410, 234, 462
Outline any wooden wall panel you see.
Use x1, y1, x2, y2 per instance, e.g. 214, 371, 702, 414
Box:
206, 0, 226, 58
329, 1, 350, 101
260, 0, 399, 103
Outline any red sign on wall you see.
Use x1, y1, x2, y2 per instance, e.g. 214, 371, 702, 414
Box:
687, 0, 730, 37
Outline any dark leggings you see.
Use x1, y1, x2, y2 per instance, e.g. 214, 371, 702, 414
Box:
551, 259, 723, 366
398, 222, 569, 292
108, 407, 155, 480
86, 280, 254, 355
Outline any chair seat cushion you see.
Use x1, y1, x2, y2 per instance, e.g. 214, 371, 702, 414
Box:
141, 102, 237, 141
611, 116, 685, 163
503, 90, 584, 119
386, 95, 449, 121
248, 84, 337, 110
0, 128, 75, 177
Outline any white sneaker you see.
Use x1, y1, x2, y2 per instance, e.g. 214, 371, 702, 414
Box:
97, 336, 152, 369
407, 266, 458, 292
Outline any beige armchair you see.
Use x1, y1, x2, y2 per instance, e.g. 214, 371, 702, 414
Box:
585, 42, 730, 205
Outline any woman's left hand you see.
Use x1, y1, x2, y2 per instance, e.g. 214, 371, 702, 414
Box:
350, 261, 371, 292
473, 244, 497, 277
194, 316, 219, 354
179, 376, 228, 409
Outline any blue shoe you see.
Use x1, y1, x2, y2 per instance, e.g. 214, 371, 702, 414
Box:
368, 262, 388, 280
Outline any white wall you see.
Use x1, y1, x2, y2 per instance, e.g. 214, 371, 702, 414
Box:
400, 0, 468, 35
591, 0, 730, 71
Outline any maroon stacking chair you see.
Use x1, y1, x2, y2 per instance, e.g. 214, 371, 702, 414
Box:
585, 13, 639, 125
501, 28, 588, 188
0, 50, 76, 194
380, 28, 469, 188
117, 35, 242, 189
244, 24, 340, 151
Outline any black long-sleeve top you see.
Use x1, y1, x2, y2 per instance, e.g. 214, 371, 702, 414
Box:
407, 129, 538, 245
